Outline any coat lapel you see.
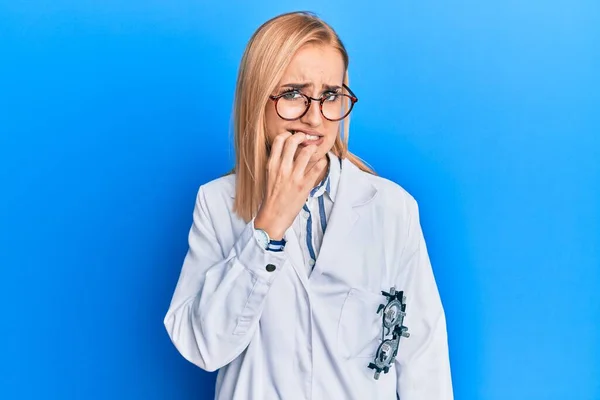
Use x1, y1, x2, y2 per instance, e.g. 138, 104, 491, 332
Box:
310, 157, 378, 279
228, 156, 378, 290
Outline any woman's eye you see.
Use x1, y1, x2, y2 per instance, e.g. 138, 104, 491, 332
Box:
324, 92, 340, 102
281, 91, 301, 100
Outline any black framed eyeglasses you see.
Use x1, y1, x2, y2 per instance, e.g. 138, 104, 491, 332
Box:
269, 83, 358, 122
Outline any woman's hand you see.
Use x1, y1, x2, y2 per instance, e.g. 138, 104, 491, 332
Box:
254, 131, 329, 240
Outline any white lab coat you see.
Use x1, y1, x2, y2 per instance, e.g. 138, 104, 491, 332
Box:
164, 157, 453, 400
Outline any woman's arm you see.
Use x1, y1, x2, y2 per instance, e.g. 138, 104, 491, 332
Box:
395, 198, 454, 399
163, 185, 287, 372
164, 134, 326, 372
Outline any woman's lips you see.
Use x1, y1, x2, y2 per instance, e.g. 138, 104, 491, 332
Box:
289, 130, 324, 145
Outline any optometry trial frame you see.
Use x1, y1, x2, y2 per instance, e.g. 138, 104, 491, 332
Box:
368, 286, 410, 380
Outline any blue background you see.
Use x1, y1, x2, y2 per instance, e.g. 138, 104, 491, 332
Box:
1, 1, 598, 399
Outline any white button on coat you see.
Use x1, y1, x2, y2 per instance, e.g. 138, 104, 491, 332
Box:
164, 158, 453, 400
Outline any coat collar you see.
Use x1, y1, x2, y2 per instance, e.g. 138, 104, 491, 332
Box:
307, 157, 377, 278
228, 155, 378, 287
227, 155, 376, 207
284, 156, 378, 286
336, 155, 378, 208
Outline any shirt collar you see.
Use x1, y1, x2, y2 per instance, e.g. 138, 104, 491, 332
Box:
308, 151, 341, 201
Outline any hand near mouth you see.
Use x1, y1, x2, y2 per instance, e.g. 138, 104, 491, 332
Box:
255, 130, 328, 240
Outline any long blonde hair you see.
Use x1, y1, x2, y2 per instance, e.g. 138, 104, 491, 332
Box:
231, 11, 376, 222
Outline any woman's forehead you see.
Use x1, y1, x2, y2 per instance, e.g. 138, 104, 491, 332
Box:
280, 44, 345, 85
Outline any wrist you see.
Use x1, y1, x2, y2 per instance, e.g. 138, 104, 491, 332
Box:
254, 212, 285, 241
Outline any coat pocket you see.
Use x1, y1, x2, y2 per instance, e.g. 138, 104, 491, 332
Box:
336, 287, 385, 359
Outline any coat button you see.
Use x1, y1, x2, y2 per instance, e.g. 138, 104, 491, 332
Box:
265, 264, 276, 272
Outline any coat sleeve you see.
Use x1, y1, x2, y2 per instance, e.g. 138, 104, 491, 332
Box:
395, 198, 454, 399
164, 185, 288, 372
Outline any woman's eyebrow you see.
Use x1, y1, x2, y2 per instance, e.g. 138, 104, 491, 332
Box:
279, 82, 311, 89
323, 84, 342, 91
278, 82, 342, 91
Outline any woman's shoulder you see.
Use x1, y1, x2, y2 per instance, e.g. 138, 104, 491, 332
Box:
193, 173, 237, 213
199, 172, 236, 197
355, 165, 419, 217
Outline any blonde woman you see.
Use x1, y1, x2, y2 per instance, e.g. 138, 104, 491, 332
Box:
164, 11, 453, 400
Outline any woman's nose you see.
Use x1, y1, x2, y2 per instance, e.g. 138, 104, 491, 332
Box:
300, 99, 323, 126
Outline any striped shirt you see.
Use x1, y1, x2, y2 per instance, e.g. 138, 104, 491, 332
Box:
292, 151, 341, 277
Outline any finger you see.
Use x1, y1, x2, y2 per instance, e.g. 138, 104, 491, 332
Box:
292, 144, 318, 177
267, 131, 292, 174
280, 131, 307, 171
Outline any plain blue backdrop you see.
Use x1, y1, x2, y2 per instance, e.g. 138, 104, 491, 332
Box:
1, 1, 598, 399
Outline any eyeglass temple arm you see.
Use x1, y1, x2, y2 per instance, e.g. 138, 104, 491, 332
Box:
343, 83, 358, 102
